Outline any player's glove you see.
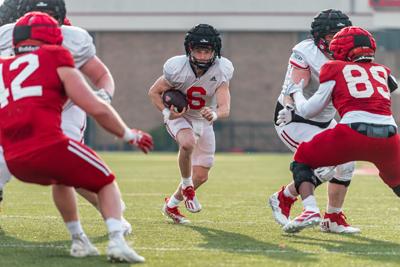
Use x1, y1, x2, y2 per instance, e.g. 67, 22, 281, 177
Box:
123, 128, 154, 154
285, 79, 304, 96
276, 104, 295, 127
95, 88, 112, 104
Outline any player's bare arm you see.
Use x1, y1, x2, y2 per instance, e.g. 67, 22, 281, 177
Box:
80, 55, 115, 101
148, 75, 187, 120
58, 66, 126, 138
201, 82, 230, 121
283, 66, 311, 106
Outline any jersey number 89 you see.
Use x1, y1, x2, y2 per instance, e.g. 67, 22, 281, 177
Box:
342, 64, 390, 100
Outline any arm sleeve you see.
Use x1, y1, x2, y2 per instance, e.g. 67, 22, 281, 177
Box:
293, 80, 335, 119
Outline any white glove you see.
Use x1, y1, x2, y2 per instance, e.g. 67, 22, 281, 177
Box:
276, 104, 295, 127
285, 79, 305, 96
95, 88, 112, 104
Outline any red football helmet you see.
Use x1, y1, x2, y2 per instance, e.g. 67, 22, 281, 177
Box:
329, 26, 376, 62
13, 11, 63, 47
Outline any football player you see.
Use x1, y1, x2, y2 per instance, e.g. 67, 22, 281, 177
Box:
279, 26, 399, 233
0, 0, 132, 256
148, 24, 234, 223
269, 9, 360, 233
0, 11, 152, 262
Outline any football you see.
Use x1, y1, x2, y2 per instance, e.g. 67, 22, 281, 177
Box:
162, 89, 188, 112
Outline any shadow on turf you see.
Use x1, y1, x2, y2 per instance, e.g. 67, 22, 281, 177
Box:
186, 225, 318, 262
288, 234, 400, 263
0, 227, 133, 267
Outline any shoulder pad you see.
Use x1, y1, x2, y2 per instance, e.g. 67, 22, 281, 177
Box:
218, 57, 234, 81
163, 55, 187, 85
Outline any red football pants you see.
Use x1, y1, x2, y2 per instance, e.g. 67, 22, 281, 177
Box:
295, 124, 400, 188
6, 138, 115, 193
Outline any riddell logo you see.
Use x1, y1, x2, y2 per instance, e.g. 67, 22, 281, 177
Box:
337, 22, 345, 27
36, 2, 49, 7
200, 39, 209, 43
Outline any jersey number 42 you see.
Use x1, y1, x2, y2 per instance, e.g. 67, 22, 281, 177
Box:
0, 54, 42, 108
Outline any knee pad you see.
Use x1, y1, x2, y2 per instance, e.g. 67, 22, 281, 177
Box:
329, 178, 351, 187
393, 185, 400, 197
290, 161, 318, 194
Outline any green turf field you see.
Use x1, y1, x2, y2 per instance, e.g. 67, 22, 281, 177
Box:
0, 153, 399, 267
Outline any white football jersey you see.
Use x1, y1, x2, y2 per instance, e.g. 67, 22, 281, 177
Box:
0, 23, 95, 68
163, 55, 234, 120
279, 39, 336, 123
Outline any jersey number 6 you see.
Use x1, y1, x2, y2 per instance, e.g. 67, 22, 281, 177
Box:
187, 86, 206, 110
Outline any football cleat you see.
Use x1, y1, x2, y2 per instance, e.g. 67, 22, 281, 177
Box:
283, 209, 321, 233
181, 186, 202, 213
268, 186, 297, 226
70, 233, 99, 258
320, 212, 361, 234
121, 217, 133, 236
162, 198, 190, 224
107, 232, 145, 263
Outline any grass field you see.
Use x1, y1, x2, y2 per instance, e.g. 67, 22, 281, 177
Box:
0, 152, 399, 267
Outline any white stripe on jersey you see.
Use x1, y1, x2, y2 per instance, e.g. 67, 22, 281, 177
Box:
67, 141, 110, 176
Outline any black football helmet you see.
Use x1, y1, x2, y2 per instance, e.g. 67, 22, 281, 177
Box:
310, 9, 352, 55
17, 0, 66, 25
0, 0, 20, 26
184, 24, 221, 70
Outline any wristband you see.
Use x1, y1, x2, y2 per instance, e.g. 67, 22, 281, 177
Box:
162, 108, 171, 121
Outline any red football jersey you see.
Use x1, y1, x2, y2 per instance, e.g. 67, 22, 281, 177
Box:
0, 45, 75, 159
320, 60, 392, 118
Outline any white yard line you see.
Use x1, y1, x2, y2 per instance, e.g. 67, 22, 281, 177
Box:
0, 243, 399, 256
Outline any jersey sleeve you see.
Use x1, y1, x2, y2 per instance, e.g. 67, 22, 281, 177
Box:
289, 51, 309, 69
61, 26, 96, 69
44, 45, 75, 68
319, 61, 338, 84
219, 57, 234, 83
163, 57, 182, 87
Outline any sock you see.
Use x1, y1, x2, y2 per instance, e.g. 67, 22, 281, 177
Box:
181, 176, 193, 189
302, 195, 319, 212
167, 195, 181, 208
105, 218, 123, 235
327, 205, 342, 214
66, 221, 84, 237
283, 186, 297, 199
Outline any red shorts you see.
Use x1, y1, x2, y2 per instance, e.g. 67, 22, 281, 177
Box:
294, 124, 400, 188
6, 138, 115, 193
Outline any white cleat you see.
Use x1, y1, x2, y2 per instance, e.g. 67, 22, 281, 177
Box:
268, 186, 297, 226
181, 186, 202, 213
320, 212, 361, 234
70, 233, 99, 258
121, 217, 133, 236
107, 233, 145, 263
162, 198, 190, 224
283, 209, 321, 233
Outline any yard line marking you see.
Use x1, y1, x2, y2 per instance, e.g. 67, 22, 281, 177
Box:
0, 243, 399, 256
